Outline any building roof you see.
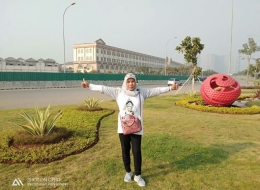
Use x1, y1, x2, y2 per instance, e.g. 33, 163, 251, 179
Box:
95, 38, 106, 45
38, 58, 45, 62
45, 58, 56, 63
26, 58, 37, 62
5, 57, 18, 61
17, 57, 25, 61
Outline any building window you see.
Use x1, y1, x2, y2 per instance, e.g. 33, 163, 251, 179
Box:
90, 49, 92, 53
97, 56, 99, 61
97, 49, 99, 53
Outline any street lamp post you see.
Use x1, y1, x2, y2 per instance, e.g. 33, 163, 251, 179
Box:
228, 0, 233, 75
63, 2, 76, 73
165, 37, 177, 75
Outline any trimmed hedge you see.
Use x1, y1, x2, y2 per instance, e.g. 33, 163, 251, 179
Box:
175, 96, 260, 115
241, 86, 260, 89
0, 108, 114, 164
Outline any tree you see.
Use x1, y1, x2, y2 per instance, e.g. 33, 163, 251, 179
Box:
175, 36, 204, 90
238, 38, 260, 85
136, 66, 150, 74
255, 58, 260, 80
249, 58, 260, 81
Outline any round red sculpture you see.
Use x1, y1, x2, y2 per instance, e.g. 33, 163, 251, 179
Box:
200, 74, 241, 107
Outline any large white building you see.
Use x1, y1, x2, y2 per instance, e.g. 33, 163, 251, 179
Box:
73, 39, 182, 73
0, 57, 59, 72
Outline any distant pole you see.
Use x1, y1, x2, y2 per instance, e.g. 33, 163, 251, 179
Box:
165, 37, 177, 75
228, 0, 233, 75
63, 2, 76, 73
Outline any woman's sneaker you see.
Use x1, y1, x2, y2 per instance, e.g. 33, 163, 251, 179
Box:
134, 175, 146, 187
124, 172, 133, 182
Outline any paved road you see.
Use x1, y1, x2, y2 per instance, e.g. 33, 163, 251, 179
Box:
0, 82, 202, 110
0, 76, 246, 110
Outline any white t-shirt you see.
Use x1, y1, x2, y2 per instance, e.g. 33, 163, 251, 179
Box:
89, 84, 171, 135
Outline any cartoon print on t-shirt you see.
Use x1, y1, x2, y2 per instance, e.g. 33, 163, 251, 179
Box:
125, 100, 134, 115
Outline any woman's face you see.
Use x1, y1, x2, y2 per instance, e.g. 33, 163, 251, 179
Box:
126, 78, 136, 91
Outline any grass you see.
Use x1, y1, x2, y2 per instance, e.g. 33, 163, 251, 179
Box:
0, 93, 260, 189
246, 100, 260, 107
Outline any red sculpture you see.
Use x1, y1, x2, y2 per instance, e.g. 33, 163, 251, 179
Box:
200, 74, 241, 106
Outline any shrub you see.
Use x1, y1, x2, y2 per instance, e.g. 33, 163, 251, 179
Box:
241, 86, 260, 89
83, 97, 103, 110
254, 90, 260, 98
11, 127, 72, 146
13, 105, 62, 136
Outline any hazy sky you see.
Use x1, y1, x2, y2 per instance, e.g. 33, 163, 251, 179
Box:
1, 0, 260, 70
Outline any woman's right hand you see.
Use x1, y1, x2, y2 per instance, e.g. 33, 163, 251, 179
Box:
81, 78, 89, 88
171, 82, 178, 90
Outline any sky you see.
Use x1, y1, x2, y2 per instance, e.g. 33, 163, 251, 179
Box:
1, 0, 260, 71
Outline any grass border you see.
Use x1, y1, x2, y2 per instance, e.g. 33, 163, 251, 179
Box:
0, 108, 115, 165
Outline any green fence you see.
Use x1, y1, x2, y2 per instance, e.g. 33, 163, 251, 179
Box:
0, 72, 188, 81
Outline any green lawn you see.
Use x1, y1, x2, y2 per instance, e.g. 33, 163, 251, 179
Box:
0, 93, 260, 190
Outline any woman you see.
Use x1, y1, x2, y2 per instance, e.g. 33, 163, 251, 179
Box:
81, 73, 178, 187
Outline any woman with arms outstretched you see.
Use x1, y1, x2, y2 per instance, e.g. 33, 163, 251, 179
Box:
81, 73, 178, 187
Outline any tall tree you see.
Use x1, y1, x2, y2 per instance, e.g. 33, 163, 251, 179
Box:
238, 38, 260, 85
175, 36, 204, 90
251, 58, 260, 80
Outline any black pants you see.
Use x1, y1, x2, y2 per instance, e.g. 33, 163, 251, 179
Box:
119, 133, 142, 176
